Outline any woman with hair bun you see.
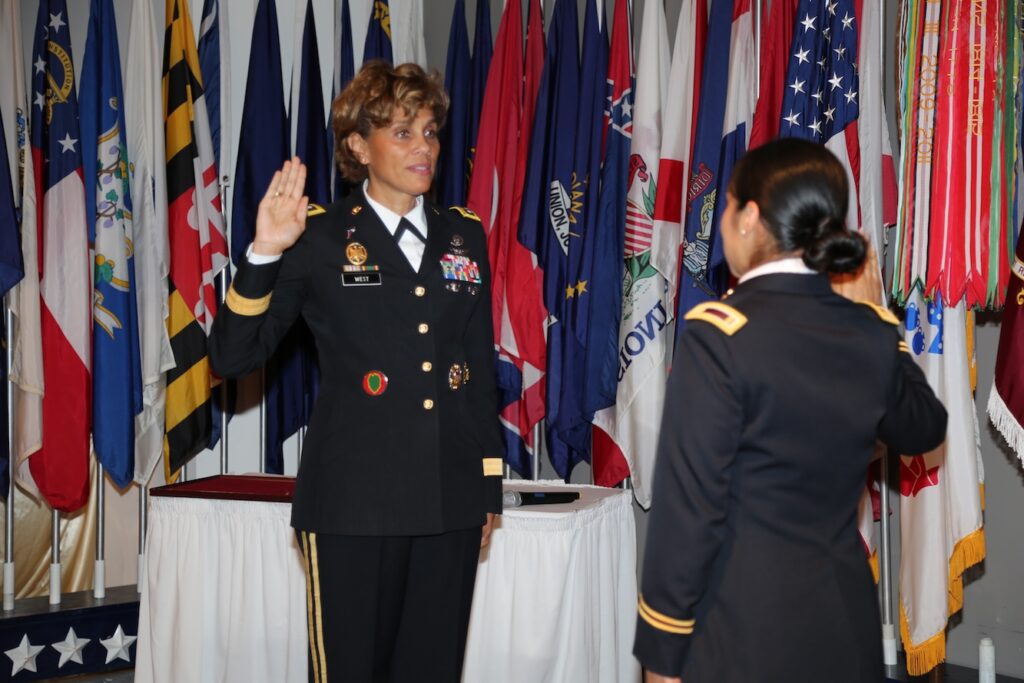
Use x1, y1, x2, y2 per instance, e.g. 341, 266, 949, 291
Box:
634, 138, 948, 683
210, 61, 501, 681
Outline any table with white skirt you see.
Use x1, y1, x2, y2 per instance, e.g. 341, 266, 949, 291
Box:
134, 479, 639, 683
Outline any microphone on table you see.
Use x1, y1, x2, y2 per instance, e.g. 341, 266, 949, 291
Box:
502, 490, 580, 508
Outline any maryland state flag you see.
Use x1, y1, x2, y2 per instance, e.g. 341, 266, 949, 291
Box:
162, 0, 228, 475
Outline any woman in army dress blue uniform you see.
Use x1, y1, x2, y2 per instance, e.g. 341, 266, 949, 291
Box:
210, 62, 502, 682
634, 139, 948, 683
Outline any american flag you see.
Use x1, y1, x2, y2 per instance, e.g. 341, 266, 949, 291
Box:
779, 0, 861, 231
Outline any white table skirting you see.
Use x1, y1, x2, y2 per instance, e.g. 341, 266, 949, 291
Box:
462, 481, 640, 683
134, 496, 308, 683
134, 481, 639, 683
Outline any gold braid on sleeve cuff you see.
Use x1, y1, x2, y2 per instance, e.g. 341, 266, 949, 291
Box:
638, 595, 695, 635
225, 285, 272, 316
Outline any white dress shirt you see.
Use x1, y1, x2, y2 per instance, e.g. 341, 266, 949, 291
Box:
738, 257, 816, 284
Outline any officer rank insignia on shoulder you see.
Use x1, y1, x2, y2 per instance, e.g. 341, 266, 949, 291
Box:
858, 300, 899, 325
684, 302, 748, 336
449, 206, 480, 222
307, 203, 326, 216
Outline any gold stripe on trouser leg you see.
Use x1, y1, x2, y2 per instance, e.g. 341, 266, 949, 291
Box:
301, 532, 323, 683
309, 532, 329, 681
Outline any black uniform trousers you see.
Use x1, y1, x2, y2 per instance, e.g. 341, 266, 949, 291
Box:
297, 527, 480, 683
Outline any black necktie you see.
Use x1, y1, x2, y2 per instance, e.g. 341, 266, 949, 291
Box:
394, 217, 426, 244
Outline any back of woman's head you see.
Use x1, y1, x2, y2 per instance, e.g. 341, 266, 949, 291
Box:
728, 138, 866, 274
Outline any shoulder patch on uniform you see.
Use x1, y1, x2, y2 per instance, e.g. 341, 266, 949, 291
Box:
684, 302, 748, 336
858, 301, 899, 325
449, 205, 481, 222
307, 203, 326, 216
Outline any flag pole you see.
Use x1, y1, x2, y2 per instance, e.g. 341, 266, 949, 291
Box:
259, 371, 266, 474
4, 303, 15, 611
536, 421, 544, 481
138, 483, 147, 594
876, 0, 898, 670
219, 173, 231, 476
94, 463, 105, 599
49, 509, 60, 605
754, 0, 762, 97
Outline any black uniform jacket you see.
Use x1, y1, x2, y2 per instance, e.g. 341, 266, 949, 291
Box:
209, 192, 504, 536
634, 273, 948, 682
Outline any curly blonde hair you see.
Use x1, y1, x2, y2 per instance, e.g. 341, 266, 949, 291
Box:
331, 61, 449, 182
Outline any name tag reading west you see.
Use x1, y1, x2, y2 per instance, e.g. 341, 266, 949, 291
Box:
342, 272, 383, 287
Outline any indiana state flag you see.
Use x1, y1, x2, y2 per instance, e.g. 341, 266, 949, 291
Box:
518, 0, 579, 479
551, 0, 608, 474
81, 0, 143, 488
364, 0, 393, 65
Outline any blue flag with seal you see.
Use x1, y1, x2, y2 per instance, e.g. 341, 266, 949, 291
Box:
0, 114, 21, 297
518, 0, 579, 479
675, 0, 737, 344
550, 0, 609, 472
467, 0, 492, 178
437, 0, 470, 207
364, 0, 394, 65
231, 0, 289, 267
80, 0, 143, 488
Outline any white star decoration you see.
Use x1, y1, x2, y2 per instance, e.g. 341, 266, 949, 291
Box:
788, 78, 806, 95
5, 635, 44, 675
812, 89, 824, 103
52, 628, 90, 668
58, 133, 77, 153
100, 625, 137, 664
834, 45, 847, 60
34, 56, 46, 73
842, 12, 854, 30
809, 119, 822, 135
827, 1, 838, 15
844, 89, 858, 104
829, 72, 844, 91
800, 13, 816, 32
795, 47, 810, 64
784, 110, 800, 127
34, 92, 45, 110
48, 11, 65, 33
823, 106, 836, 122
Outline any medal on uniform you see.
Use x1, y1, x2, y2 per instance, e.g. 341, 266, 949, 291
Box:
346, 242, 368, 265
346, 227, 357, 239
448, 234, 467, 256
440, 253, 481, 284
351, 205, 363, 215
362, 371, 388, 396
448, 364, 464, 391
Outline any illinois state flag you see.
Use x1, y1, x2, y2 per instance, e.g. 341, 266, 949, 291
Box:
29, 0, 93, 512
900, 290, 985, 675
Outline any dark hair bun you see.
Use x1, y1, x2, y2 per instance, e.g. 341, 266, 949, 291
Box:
802, 226, 867, 274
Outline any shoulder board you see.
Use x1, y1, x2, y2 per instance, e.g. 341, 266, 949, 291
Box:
449, 205, 481, 222
858, 301, 899, 325
307, 203, 326, 216
684, 302, 748, 336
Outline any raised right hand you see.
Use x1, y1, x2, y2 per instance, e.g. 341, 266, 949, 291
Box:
252, 156, 309, 257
